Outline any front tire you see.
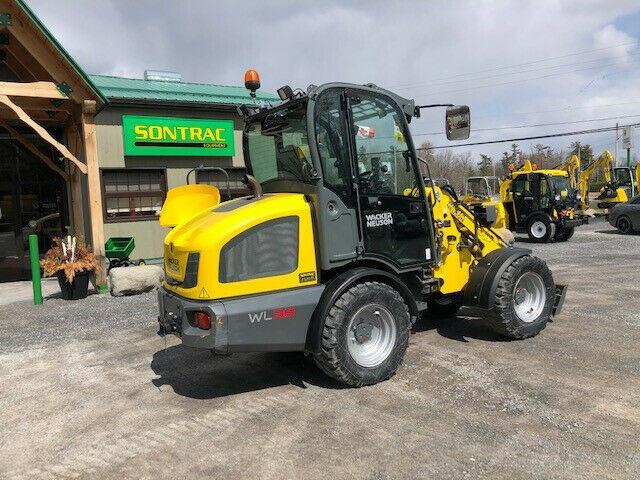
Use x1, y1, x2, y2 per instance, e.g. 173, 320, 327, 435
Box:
527, 215, 555, 243
616, 215, 633, 234
314, 281, 410, 387
487, 255, 555, 339
554, 226, 575, 242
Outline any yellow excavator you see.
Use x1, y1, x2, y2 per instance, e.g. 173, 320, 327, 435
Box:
556, 154, 581, 190
578, 150, 628, 214
157, 72, 566, 386
463, 161, 587, 243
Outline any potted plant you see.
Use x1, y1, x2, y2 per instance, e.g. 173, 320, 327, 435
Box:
41, 236, 102, 300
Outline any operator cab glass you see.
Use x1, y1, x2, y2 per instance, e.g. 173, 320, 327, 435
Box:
244, 101, 315, 186
614, 168, 632, 187
548, 175, 570, 198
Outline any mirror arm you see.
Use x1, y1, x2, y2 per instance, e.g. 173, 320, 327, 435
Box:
414, 104, 455, 118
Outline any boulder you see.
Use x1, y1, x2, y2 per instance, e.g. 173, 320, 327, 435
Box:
109, 265, 164, 297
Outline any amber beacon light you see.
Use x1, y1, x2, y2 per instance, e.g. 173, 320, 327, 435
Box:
244, 69, 261, 97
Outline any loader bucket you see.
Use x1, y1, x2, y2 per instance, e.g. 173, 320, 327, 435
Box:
159, 184, 221, 228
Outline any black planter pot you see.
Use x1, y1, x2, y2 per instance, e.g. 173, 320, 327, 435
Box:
56, 270, 91, 300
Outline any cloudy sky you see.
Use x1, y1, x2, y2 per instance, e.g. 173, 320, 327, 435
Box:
26, 0, 640, 161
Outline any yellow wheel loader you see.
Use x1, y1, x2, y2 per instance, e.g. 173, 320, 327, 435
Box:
463, 161, 588, 243
157, 74, 567, 386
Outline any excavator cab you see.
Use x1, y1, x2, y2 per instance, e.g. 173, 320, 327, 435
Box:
613, 166, 636, 198
157, 73, 566, 387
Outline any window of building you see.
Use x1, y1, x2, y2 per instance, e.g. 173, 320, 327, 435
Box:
102, 169, 166, 222
195, 167, 248, 199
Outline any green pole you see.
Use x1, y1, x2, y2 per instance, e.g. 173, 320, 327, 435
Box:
28, 234, 42, 305
627, 148, 632, 169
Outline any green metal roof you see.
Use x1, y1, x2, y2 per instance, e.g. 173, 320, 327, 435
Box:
89, 74, 278, 107
16, 0, 108, 105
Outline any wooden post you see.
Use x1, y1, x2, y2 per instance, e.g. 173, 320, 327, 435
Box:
81, 100, 107, 288
64, 123, 85, 241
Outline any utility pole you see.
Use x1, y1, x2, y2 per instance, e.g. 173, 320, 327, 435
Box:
622, 126, 633, 168
614, 123, 619, 167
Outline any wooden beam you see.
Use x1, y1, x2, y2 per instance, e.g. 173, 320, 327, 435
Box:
3, 34, 53, 81
0, 107, 65, 122
3, 47, 37, 81
0, 94, 86, 173
0, 80, 67, 99
0, 119, 69, 181
81, 100, 106, 284
3, 4, 96, 104
65, 123, 86, 241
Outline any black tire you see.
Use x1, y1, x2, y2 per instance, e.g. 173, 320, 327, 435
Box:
425, 292, 464, 318
314, 281, 410, 387
526, 215, 555, 243
554, 226, 575, 242
486, 255, 555, 339
616, 215, 634, 234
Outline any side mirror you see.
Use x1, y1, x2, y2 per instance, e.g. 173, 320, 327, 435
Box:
445, 105, 470, 141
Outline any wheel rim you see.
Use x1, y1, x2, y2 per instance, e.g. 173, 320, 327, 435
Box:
513, 272, 546, 323
618, 217, 630, 232
530, 221, 547, 238
347, 304, 397, 368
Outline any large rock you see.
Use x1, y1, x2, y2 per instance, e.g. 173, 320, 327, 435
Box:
109, 265, 164, 297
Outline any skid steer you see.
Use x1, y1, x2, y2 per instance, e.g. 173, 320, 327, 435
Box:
157, 72, 567, 386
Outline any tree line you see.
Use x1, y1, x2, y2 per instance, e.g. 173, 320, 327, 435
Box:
417, 141, 596, 193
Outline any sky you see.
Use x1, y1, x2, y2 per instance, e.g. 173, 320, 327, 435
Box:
26, 0, 640, 163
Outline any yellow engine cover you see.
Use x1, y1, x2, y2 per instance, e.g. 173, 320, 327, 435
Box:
159, 184, 221, 228
162, 193, 318, 300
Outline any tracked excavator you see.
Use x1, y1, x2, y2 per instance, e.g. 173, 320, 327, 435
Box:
157, 71, 567, 386
578, 150, 628, 214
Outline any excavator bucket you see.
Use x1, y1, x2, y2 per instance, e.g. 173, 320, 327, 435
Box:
159, 184, 221, 228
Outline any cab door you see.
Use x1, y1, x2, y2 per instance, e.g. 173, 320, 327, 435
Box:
346, 90, 431, 268
511, 174, 534, 224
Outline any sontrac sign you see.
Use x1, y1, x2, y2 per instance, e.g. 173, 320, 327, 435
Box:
122, 115, 235, 157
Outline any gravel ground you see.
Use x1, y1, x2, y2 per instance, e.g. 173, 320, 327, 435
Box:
0, 218, 638, 479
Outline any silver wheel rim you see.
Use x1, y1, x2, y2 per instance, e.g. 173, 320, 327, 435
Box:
513, 272, 546, 323
347, 304, 397, 368
530, 221, 547, 238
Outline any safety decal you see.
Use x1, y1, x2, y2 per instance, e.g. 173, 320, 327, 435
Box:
299, 271, 316, 283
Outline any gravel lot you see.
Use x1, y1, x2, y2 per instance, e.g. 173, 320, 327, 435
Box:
1, 219, 638, 479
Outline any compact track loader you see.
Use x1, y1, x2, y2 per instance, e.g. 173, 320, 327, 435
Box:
157, 73, 566, 386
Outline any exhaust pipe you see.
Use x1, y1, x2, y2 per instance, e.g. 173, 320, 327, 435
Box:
243, 174, 263, 198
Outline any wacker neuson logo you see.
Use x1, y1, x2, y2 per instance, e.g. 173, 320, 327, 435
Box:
122, 115, 235, 157
366, 212, 393, 228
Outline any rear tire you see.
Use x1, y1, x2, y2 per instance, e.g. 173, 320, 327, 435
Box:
314, 281, 410, 387
616, 215, 633, 234
554, 226, 575, 242
526, 215, 555, 243
486, 255, 554, 339
426, 292, 464, 318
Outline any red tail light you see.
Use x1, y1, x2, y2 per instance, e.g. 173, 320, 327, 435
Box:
194, 311, 211, 330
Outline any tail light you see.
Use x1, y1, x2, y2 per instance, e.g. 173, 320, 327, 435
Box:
194, 311, 212, 330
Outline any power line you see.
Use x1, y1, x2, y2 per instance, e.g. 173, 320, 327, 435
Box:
412, 61, 638, 97
394, 51, 640, 91
423, 123, 640, 150
390, 41, 637, 88
413, 113, 640, 137
473, 100, 640, 119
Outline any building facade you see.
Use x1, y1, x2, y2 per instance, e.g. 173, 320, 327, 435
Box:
0, 0, 276, 283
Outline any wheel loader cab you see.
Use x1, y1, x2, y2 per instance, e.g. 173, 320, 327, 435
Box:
243, 84, 436, 274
